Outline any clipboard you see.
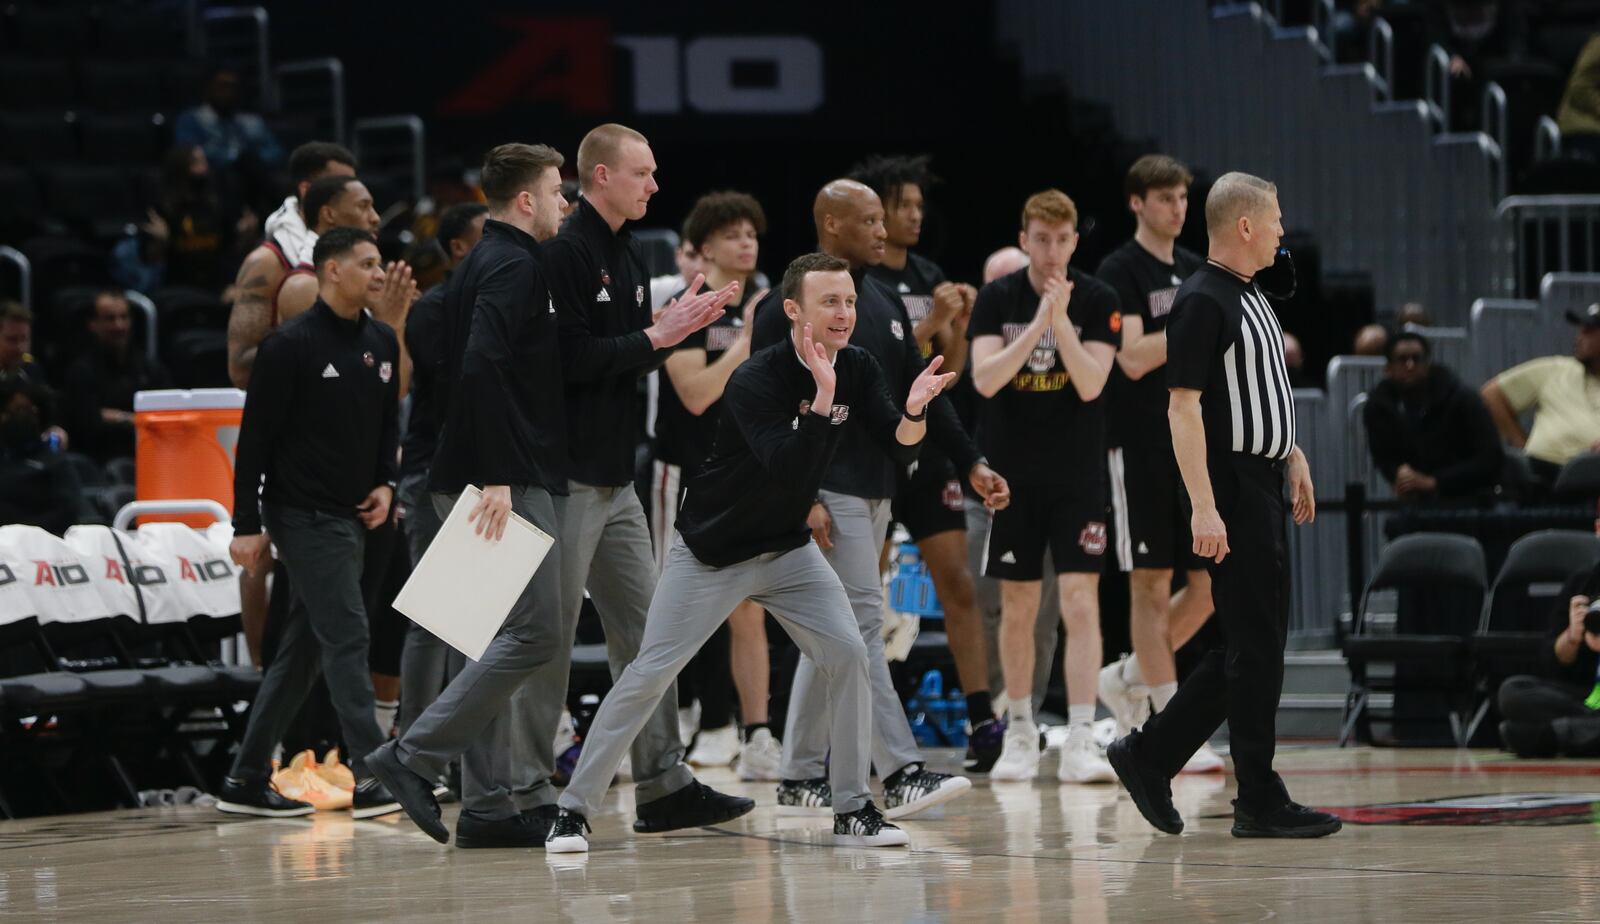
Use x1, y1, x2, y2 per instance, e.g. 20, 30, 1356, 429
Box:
393, 486, 555, 661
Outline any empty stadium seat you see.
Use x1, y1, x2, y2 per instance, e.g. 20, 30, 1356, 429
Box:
78, 112, 167, 165
39, 164, 139, 239
94, 8, 189, 59
0, 165, 42, 239
78, 60, 164, 111
8, 7, 94, 56
0, 112, 78, 165
0, 57, 76, 110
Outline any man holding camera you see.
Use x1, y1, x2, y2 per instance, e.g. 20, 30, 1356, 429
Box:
1498, 545, 1600, 758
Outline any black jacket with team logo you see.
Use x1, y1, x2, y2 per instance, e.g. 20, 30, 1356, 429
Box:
752, 265, 979, 499
1097, 240, 1203, 450
232, 299, 400, 535
677, 342, 919, 567
543, 197, 665, 487
429, 220, 568, 496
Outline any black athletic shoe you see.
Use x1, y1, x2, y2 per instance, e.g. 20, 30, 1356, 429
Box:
632, 780, 755, 833
545, 809, 592, 853
1231, 799, 1343, 838
351, 777, 402, 819
964, 717, 1007, 774
364, 740, 447, 843
1107, 732, 1183, 835
883, 764, 972, 819
215, 776, 315, 818
456, 805, 560, 849
776, 777, 832, 815
833, 800, 909, 847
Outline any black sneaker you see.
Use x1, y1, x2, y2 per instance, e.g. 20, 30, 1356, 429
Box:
632, 779, 755, 833
216, 776, 315, 818
964, 717, 1007, 773
833, 800, 909, 847
1231, 799, 1344, 838
351, 777, 402, 819
456, 805, 560, 849
363, 740, 447, 842
883, 764, 972, 819
1107, 732, 1183, 835
776, 777, 832, 816
545, 808, 591, 853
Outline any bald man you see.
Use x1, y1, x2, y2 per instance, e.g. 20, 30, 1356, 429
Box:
983, 246, 1030, 284
522, 123, 751, 835
751, 180, 1008, 818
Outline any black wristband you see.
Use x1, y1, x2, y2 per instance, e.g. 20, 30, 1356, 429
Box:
903, 406, 927, 422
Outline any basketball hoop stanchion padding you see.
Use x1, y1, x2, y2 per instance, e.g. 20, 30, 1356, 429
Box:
134, 389, 246, 528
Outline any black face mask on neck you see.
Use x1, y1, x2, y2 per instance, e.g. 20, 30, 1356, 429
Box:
1256, 247, 1297, 301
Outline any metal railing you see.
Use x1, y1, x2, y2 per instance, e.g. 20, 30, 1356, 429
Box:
275, 58, 346, 144
352, 115, 425, 204
1423, 43, 1452, 131
123, 290, 159, 365
1535, 115, 1562, 162
200, 7, 272, 109
1368, 15, 1393, 100
0, 245, 30, 309
113, 499, 230, 531
1481, 81, 1508, 201
1497, 196, 1600, 297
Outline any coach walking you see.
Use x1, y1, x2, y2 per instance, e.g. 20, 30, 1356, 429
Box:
1108, 172, 1341, 839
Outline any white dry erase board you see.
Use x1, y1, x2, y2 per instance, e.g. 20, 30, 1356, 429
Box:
393, 486, 553, 661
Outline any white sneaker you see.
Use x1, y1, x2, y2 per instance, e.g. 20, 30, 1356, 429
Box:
1057, 726, 1116, 784
988, 718, 1041, 781
1097, 656, 1151, 738
737, 728, 783, 781
678, 702, 701, 748
1181, 742, 1227, 774
687, 724, 739, 767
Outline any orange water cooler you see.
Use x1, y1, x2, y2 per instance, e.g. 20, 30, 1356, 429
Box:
134, 388, 246, 527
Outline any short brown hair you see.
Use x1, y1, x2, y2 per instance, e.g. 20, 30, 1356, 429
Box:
681, 191, 767, 251
1021, 189, 1077, 231
1125, 154, 1194, 198
782, 252, 850, 303
481, 143, 565, 208
577, 123, 648, 191
1204, 171, 1278, 237
0, 300, 32, 325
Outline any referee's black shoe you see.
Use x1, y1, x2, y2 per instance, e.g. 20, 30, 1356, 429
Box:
456, 805, 561, 849
216, 776, 315, 818
1107, 731, 1183, 835
632, 780, 755, 833
1231, 798, 1343, 838
364, 740, 448, 843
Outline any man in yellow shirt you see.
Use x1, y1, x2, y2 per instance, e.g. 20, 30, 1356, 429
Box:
1481, 303, 1600, 483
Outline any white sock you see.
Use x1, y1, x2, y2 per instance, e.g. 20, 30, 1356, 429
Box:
1150, 682, 1178, 712
1121, 656, 1145, 687
1067, 704, 1095, 728
1008, 698, 1034, 726
374, 699, 399, 736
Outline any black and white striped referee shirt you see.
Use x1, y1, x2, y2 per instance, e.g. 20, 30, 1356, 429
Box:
1164, 262, 1296, 460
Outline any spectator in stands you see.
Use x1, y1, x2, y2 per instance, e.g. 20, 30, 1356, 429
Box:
137, 145, 258, 292
62, 290, 172, 467
1352, 323, 1388, 356
1557, 34, 1600, 157
1481, 303, 1600, 482
0, 379, 82, 536
1364, 331, 1502, 500
173, 68, 283, 179
1282, 330, 1310, 387
1498, 526, 1600, 758
1397, 301, 1432, 328
0, 301, 45, 387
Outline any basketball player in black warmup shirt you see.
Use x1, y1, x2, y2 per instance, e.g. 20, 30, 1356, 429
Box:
1108, 172, 1341, 839
1095, 155, 1223, 774
851, 154, 1003, 766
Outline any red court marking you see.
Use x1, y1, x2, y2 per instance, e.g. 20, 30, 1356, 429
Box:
1278, 764, 1600, 777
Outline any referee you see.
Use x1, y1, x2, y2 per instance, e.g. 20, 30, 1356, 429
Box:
219, 226, 402, 820
1107, 172, 1341, 839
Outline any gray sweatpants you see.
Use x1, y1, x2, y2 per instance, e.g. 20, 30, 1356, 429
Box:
231, 505, 386, 781
393, 487, 564, 819
966, 498, 1058, 713
508, 482, 692, 810
781, 490, 922, 782
560, 536, 873, 817
396, 472, 460, 736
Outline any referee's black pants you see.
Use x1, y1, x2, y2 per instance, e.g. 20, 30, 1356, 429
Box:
1135, 454, 1290, 809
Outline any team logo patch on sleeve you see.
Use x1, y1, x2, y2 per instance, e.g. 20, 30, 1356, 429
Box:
379, 361, 393, 383
1079, 521, 1108, 555
889, 319, 905, 340
829, 405, 850, 425
1110, 311, 1122, 333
